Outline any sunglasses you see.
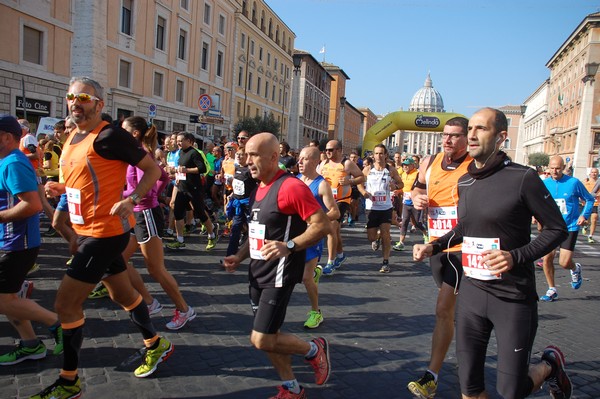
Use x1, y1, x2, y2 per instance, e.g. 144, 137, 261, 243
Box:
237, 136, 248, 140
226, 147, 235, 150
325, 148, 336, 152
65, 93, 101, 102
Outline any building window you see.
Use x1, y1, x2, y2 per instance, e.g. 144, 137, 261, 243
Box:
180, 0, 189, 11
212, 93, 221, 110
257, 77, 261, 96
176, 79, 184, 103
218, 14, 225, 35
178, 29, 187, 60
23, 26, 43, 65
204, 3, 211, 25
265, 81, 269, 99
121, 0, 132, 35
153, 72, 164, 97
248, 72, 253, 92
201, 42, 209, 70
156, 16, 166, 51
274, 58, 278, 71
238, 66, 243, 86
216, 50, 223, 77
119, 59, 131, 88
267, 53, 270, 66
250, 40, 254, 56
173, 122, 186, 132
241, 33, 246, 49
259, 46, 263, 61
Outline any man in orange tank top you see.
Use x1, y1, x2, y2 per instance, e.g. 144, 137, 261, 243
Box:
407, 117, 472, 398
33, 77, 170, 399
319, 140, 365, 275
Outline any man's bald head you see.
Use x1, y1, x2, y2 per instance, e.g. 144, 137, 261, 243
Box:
549, 155, 565, 169
245, 132, 280, 183
301, 145, 320, 161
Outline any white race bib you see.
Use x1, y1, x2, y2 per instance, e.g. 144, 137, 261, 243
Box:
66, 187, 84, 225
371, 191, 388, 205
248, 221, 266, 260
555, 198, 567, 215
461, 236, 501, 280
176, 172, 187, 181
428, 206, 458, 237
232, 178, 245, 196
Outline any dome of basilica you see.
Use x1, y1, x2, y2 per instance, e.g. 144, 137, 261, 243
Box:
409, 73, 445, 113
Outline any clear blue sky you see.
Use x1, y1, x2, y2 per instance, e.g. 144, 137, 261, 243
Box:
267, 0, 599, 118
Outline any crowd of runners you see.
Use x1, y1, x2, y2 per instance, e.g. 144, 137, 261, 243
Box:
0, 76, 593, 399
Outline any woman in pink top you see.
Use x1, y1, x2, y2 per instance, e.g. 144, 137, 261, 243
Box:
121, 116, 196, 330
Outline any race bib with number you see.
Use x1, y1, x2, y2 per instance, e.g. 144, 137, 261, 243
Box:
555, 198, 567, 215
371, 191, 388, 205
331, 187, 338, 200
176, 172, 187, 181
403, 191, 412, 201
66, 187, 84, 225
428, 206, 458, 237
461, 236, 501, 280
232, 178, 245, 196
248, 221, 266, 260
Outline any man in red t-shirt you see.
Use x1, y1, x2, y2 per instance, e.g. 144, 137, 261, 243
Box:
223, 133, 331, 399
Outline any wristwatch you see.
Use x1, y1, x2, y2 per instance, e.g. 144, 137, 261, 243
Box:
128, 193, 141, 205
286, 240, 296, 252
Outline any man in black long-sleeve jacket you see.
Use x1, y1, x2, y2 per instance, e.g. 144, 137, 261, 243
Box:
414, 108, 572, 399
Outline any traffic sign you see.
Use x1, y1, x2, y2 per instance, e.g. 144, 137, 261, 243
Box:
198, 94, 212, 111
566, 157, 571, 162
149, 110, 156, 118
149, 104, 157, 112
189, 115, 199, 123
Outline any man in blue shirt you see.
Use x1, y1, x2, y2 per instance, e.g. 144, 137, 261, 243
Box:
0, 114, 63, 365
540, 155, 595, 301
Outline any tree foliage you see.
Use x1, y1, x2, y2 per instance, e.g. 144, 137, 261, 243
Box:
232, 113, 281, 138
527, 152, 550, 167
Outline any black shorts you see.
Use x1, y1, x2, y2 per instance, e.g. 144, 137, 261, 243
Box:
66, 233, 130, 284
592, 205, 598, 214
0, 247, 39, 293
366, 208, 393, 229
173, 188, 208, 222
456, 278, 537, 398
134, 207, 165, 244
559, 231, 578, 251
351, 186, 361, 200
337, 202, 350, 223
249, 284, 295, 334
430, 251, 462, 290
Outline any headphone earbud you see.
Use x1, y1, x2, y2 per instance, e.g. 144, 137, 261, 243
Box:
496, 137, 503, 144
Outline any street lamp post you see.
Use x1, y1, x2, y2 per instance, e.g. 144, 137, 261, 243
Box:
338, 96, 346, 143
514, 104, 527, 164
573, 62, 599, 179
289, 54, 302, 150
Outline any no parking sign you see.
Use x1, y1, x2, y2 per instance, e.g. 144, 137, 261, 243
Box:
198, 94, 212, 111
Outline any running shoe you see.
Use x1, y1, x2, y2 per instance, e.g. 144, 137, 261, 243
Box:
88, 284, 109, 299
588, 236, 595, 243
540, 288, 558, 302
582, 226, 588, 235
379, 264, 391, 273
27, 263, 40, 275
134, 337, 174, 378
407, 370, 437, 399
269, 385, 307, 399
163, 229, 175, 238
29, 377, 81, 399
322, 261, 335, 276
371, 238, 381, 251
542, 345, 572, 399
333, 254, 346, 269
570, 263, 582, 289
51, 326, 64, 355
43, 227, 58, 237
166, 241, 186, 250
313, 265, 323, 285
199, 225, 208, 236
306, 337, 331, 385
166, 307, 196, 330
147, 298, 163, 315
393, 242, 405, 251
0, 341, 46, 365
304, 310, 323, 329
17, 280, 34, 299
206, 235, 218, 251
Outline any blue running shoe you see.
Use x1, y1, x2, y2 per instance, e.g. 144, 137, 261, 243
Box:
570, 263, 582, 289
540, 288, 558, 302
333, 254, 346, 269
322, 262, 335, 276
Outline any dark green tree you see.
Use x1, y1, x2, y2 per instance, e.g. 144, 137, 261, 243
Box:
527, 152, 550, 167
232, 113, 281, 138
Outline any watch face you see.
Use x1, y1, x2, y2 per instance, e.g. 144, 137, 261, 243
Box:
287, 240, 294, 249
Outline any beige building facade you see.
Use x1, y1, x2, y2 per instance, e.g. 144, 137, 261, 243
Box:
545, 12, 600, 175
